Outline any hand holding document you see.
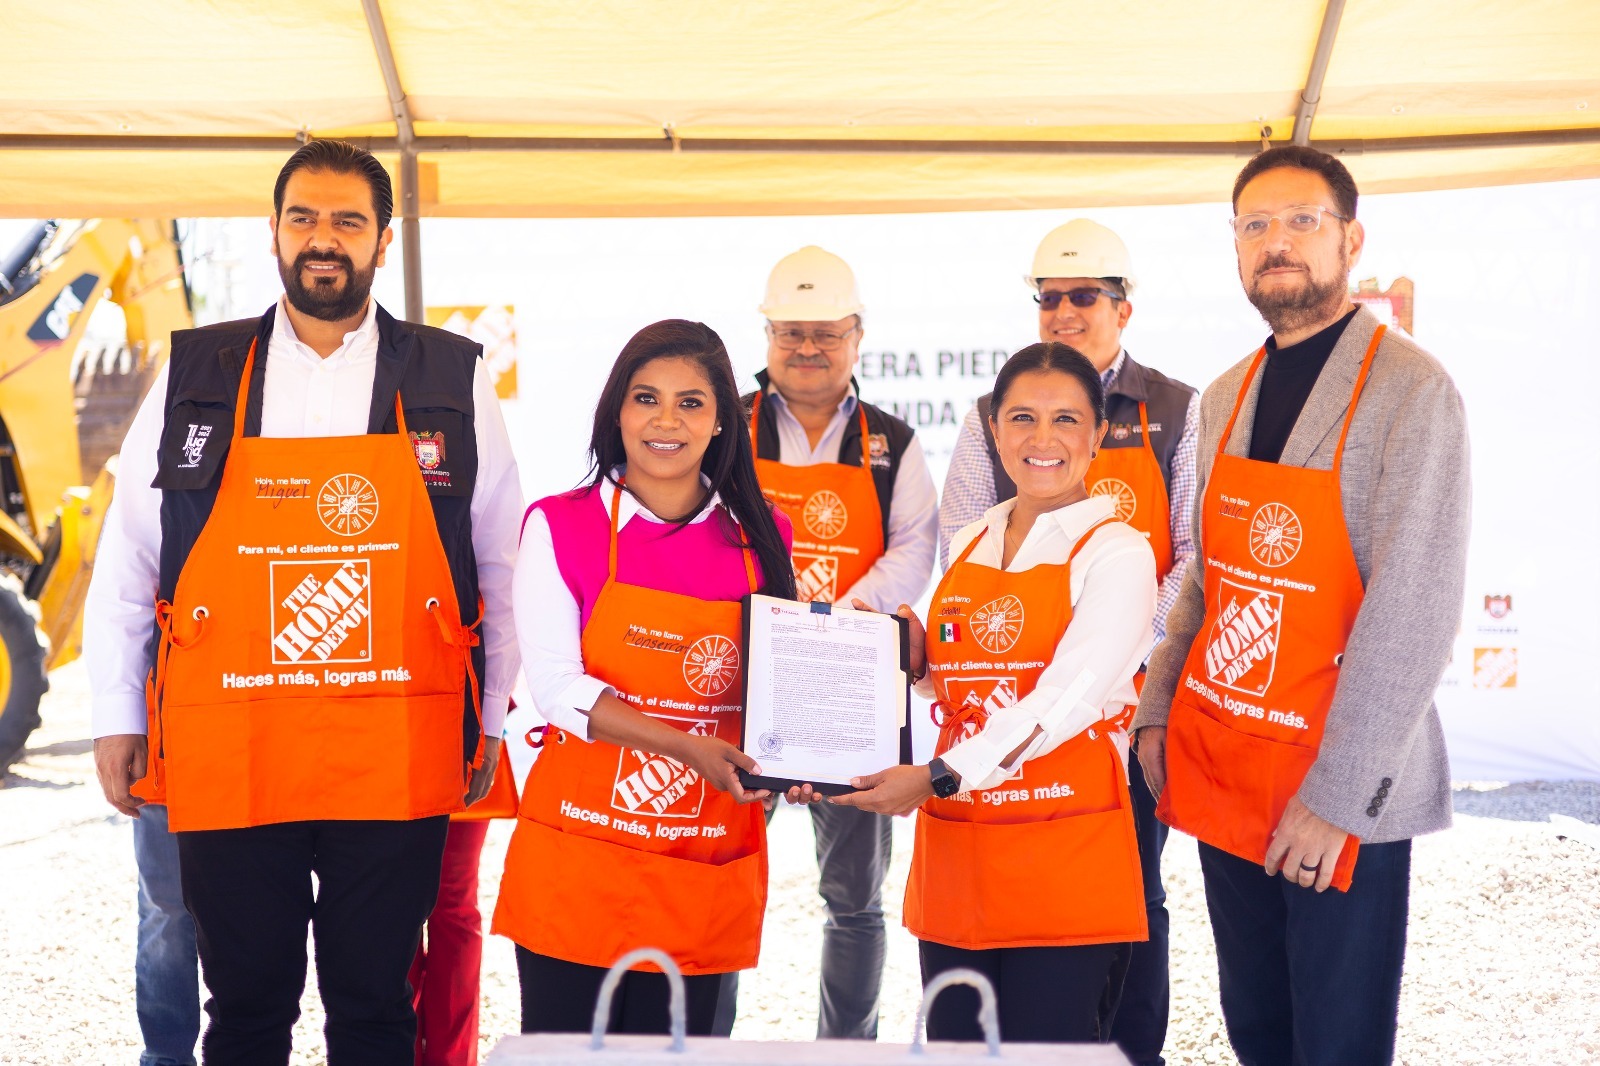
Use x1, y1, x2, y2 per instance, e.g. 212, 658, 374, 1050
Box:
738, 595, 911, 795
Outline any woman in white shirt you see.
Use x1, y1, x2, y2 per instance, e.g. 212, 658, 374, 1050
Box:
830, 342, 1156, 1043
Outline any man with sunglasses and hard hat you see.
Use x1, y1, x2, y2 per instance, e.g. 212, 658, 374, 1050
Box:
740, 245, 938, 1040
939, 219, 1197, 1066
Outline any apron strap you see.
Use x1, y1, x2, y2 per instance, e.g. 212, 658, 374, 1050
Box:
428, 595, 486, 771
1067, 516, 1117, 566
605, 478, 625, 583
1215, 348, 1268, 462
1333, 326, 1385, 480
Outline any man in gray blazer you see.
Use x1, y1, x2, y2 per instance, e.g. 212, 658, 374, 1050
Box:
1134, 145, 1469, 1066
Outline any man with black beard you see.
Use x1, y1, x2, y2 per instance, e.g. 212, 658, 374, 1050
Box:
87, 139, 522, 1064
1134, 145, 1469, 1065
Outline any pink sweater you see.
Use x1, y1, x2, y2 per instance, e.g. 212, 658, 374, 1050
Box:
531, 485, 793, 629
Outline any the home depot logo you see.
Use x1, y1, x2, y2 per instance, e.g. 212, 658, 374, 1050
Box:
270, 559, 372, 663
794, 552, 839, 602
1472, 647, 1518, 689
612, 717, 713, 817
1204, 578, 1283, 696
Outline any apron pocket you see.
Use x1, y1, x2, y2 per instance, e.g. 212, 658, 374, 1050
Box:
906, 807, 1146, 950
1162, 696, 1317, 867
494, 815, 767, 975
161, 692, 465, 830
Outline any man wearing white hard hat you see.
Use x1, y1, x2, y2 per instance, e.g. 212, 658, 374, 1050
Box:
743, 245, 938, 1039
939, 219, 1198, 1066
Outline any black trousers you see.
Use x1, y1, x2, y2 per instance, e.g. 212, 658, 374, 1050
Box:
1111, 746, 1172, 1066
918, 939, 1125, 1044
515, 947, 724, 1037
176, 816, 449, 1066
1200, 839, 1412, 1066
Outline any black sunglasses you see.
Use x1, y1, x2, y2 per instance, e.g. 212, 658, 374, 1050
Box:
1034, 286, 1124, 311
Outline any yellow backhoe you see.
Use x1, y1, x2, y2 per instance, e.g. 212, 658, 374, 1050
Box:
0, 219, 192, 770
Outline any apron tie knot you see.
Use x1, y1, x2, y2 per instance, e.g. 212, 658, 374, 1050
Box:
931, 699, 987, 757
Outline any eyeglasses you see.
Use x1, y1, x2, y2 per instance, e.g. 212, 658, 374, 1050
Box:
766, 323, 859, 352
1034, 287, 1124, 311
1229, 205, 1348, 243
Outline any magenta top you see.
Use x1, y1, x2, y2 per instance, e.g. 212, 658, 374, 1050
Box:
530, 484, 793, 630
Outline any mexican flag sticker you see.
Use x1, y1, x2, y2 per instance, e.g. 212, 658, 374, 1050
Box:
938, 622, 961, 642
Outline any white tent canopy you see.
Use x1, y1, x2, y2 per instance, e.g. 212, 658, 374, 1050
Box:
4, 0, 1599, 314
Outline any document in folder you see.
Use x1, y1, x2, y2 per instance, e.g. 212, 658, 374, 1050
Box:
738, 594, 912, 796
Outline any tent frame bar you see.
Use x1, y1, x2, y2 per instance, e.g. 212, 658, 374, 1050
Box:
360, 0, 424, 322
1292, 0, 1349, 147
4, 128, 1596, 156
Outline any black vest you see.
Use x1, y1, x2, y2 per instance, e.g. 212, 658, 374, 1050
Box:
976, 352, 1195, 503
743, 372, 917, 544
149, 303, 486, 755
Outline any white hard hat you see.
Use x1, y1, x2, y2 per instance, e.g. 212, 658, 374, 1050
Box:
1025, 219, 1136, 296
760, 246, 864, 322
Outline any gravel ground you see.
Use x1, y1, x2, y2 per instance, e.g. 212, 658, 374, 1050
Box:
3, 662, 1597, 1064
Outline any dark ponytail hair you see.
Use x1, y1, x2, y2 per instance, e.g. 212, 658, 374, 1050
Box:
989, 342, 1106, 426
588, 320, 797, 600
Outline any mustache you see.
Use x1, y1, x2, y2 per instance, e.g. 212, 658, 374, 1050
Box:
1255, 253, 1307, 277
295, 249, 355, 273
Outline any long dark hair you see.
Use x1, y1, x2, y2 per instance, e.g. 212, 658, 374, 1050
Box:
588, 320, 797, 599
990, 342, 1107, 425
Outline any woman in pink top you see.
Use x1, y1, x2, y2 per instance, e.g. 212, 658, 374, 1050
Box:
497, 320, 795, 1038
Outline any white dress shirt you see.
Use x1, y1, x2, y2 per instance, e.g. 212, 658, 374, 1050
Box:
514, 475, 723, 742
85, 298, 524, 739
761, 384, 938, 611
931, 494, 1156, 792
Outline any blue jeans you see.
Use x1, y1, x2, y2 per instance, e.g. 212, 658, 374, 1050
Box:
133, 804, 200, 1066
1199, 839, 1412, 1066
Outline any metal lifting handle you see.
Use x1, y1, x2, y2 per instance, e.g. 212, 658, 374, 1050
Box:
911, 968, 1001, 1057
588, 947, 687, 1054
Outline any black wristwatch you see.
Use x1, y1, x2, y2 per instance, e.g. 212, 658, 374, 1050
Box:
927, 757, 961, 799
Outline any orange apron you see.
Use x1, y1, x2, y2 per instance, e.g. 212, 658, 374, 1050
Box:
1088, 401, 1175, 583
492, 486, 768, 974
750, 394, 884, 603
133, 341, 482, 832
1158, 328, 1384, 892
904, 518, 1147, 950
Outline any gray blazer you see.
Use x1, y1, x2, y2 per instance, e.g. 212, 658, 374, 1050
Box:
1133, 306, 1470, 842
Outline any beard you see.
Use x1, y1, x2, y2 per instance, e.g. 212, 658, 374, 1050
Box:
1245, 246, 1350, 337
277, 244, 378, 322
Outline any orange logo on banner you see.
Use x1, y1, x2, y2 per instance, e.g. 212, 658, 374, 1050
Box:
971, 595, 1024, 654
1472, 647, 1518, 689
611, 718, 713, 817
1204, 579, 1283, 696
802, 489, 849, 540
1248, 502, 1302, 568
318, 473, 380, 536
269, 559, 372, 664
794, 552, 839, 602
682, 635, 740, 696
1090, 477, 1137, 522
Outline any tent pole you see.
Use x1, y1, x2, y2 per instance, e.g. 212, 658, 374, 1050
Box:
1292, 0, 1349, 147
361, 0, 423, 322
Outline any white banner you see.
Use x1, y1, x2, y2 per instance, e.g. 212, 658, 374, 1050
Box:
208, 177, 1600, 783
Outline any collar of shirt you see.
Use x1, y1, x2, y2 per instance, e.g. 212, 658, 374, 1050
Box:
605, 467, 722, 526
1101, 349, 1127, 391
959, 494, 1118, 572
762, 380, 860, 420
270, 295, 380, 368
